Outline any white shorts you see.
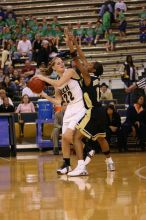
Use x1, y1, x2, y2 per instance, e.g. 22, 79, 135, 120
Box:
62, 102, 86, 134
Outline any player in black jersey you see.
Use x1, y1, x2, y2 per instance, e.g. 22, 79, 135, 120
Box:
64, 30, 115, 176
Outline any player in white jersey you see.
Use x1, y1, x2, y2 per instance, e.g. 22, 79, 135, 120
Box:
37, 57, 86, 174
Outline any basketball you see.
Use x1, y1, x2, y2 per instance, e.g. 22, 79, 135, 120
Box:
28, 77, 45, 94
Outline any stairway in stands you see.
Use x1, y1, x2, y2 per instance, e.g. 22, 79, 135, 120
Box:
2, 0, 146, 78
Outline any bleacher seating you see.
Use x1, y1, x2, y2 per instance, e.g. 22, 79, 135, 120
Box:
1, 0, 146, 77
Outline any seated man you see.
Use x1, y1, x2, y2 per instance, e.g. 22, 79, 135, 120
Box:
21, 60, 36, 82
0, 96, 15, 113
14, 34, 32, 61
52, 101, 67, 155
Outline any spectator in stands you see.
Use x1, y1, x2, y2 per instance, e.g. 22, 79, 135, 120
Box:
0, 7, 5, 20
100, 82, 113, 100
138, 6, 146, 24
32, 34, 42, 62
22, 83, 39, 97
5, 5, 16, 19
53, 26, 63, 49
102, 8, 111, 32
6, 13, 16, 27
118, 95, 146, 152
94, 19, 104, 44
21, 60, 36, 82
17, 77, 26, 95
83, 22, 95, 46
116, 8, 127, 39
115, 0, 127, 14
0, 96, 14, 113
105, 28, 116, 51
52, 100, 67, 155
37, 40, 52, 67
16, 94, 35, 113
15, 94, 35, 136
51, 16, 62, 31
0, 69, 4, 83
0, 14, 5, 31
1, 41, 12, 74
73, 22, 84, 46
2, 75, 17, 99
0, 89, 13, 105
2, 26, 12, 42
139, 19, 146, 43
99, 0, 115, 19
106, 104, 121, 144
121, 55, 138, 106
14, 34, 32, 61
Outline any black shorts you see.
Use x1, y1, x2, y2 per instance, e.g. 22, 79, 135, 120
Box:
76, 107, 107, 140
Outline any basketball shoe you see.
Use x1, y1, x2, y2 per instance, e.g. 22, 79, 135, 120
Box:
106, 158, 115, 172
57, 162, 72, 175
67, 160, 88, 177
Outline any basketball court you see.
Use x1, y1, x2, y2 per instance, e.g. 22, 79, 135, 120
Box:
0, 152, 146, 220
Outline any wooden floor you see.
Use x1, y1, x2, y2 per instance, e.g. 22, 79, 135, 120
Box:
0, 152, 146, 220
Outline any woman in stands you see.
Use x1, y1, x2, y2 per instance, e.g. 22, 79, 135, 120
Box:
16, 94, 35, 136
118, 95, 146, 152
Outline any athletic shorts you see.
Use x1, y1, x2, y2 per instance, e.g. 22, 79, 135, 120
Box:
62, 102, 86, 134
76, 107, 107, 140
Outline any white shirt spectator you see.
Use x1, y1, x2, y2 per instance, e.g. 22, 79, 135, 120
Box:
0, 97, 13, 106
17, 40, 32, 53
115, 0, 127, 12
22, 86, 39, 97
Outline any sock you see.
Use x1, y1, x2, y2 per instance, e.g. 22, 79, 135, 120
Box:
103, 150, 110, 156
78, 160, 85, 166
63, 158, 70, 166
106, 157, 113, 164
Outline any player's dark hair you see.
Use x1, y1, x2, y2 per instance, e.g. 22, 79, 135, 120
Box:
93, 62, 103, 77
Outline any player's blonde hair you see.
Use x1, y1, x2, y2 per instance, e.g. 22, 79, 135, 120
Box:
47, 57, 60, 75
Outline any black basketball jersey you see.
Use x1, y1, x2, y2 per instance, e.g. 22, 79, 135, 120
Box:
79, 75, 101, 109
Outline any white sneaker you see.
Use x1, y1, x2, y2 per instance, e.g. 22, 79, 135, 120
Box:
57, 163, 72, 175
84, 150, 95, 165
67, 164, 88, 177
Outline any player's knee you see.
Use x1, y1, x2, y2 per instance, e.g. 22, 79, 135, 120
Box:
62, 133, 72, 144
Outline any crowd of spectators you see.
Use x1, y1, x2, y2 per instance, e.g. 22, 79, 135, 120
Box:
0, 2, 146, 149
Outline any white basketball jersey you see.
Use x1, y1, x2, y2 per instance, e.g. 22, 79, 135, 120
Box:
58, 73, 86, 123
58, 77, 83, 105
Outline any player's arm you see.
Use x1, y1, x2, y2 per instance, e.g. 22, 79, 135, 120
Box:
37, 69, 75, 87
40, 89, 62, 105
65, 30, 91, 86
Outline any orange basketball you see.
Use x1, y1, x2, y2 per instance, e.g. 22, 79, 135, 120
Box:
28, 77, 45, 94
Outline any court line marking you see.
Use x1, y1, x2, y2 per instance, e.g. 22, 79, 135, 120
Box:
135, 166, 146, 180
0, 157, 11, 162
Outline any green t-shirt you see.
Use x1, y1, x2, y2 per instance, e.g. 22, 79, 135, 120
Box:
118, 12, 125, 22
53, 29, 63, 38
103, 11, 111, 30
139, 11, 146, 20
84, 28, 95, 37
0, 20, 5, 28
3, 32, 11, 40
51, 22, 61, 30
74, 28, 84, 36
95, 24, 104, 35
107, 33, 116, 43
46, 29, 53, 37
6, 18, 16, 27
